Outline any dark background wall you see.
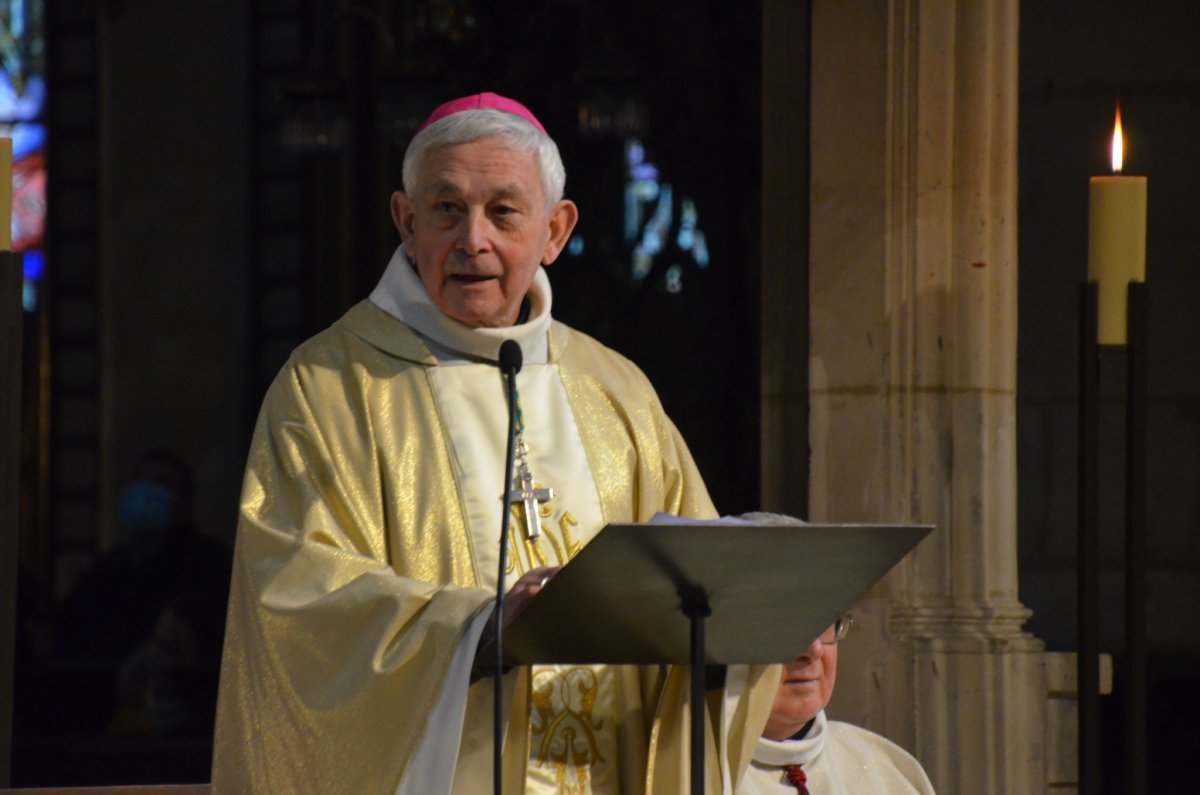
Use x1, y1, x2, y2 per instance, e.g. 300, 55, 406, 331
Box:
104, 0, 251, 557
1017, 0, 1200, 784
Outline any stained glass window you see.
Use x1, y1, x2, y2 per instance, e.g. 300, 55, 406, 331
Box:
0, 0, 46, 310
623, 137, 709, 293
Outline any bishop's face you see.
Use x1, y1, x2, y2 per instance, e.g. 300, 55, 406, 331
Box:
391, 135, 577, 328
762, 636, 839, 741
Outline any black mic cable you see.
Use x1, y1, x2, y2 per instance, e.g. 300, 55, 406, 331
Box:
494, 338, 523, 795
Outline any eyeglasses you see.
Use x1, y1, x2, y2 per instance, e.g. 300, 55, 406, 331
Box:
817, 615, 854, 645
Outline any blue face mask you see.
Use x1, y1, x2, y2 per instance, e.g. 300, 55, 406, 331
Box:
119, 479, 175, 538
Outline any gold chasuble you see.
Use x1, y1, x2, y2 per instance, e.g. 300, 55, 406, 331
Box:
212, 296, 777, 794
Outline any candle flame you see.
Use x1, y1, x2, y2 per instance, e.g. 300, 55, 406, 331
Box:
1111, 105, 1125, 173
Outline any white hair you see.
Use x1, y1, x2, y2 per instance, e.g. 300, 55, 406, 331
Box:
402, 108, 567, 208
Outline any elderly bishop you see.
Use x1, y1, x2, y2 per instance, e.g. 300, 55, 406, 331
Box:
213, 93, 779, 794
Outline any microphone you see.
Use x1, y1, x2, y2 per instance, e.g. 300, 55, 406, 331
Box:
499, 338, 523, 377
493, 339, 522, 795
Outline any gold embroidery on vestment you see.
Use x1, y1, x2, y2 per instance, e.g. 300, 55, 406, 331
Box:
531, 666, 605, 794
505, 490, 590, 576
559, 512, 583, 559
542, 521, 567, 564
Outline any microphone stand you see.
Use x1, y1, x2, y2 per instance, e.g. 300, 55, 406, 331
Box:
494, 339, 522, 795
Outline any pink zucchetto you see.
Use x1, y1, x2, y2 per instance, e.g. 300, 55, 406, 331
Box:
416, 91, 547, 134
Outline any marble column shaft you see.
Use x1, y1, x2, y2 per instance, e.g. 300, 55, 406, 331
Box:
798, 2, 1046, 791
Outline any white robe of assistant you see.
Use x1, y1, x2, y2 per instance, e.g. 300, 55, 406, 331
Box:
735, 711, 935, 794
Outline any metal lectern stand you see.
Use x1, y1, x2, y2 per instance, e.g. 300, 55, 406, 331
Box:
502, 520, 933, 794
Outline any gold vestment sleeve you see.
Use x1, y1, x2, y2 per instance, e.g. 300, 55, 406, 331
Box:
213, 309, 495, 793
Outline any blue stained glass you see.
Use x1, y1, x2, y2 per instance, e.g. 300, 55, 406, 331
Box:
638, 183, 672, 258
12, 119, 44, 156
692, 232, 709, 268
626, 139, 645, 166
22, 250, 43, 313
621, 136, 712, 290
631, 163, 658, 181
665, 264, 683, 294
23, 248, 43, 280
0, 73, 44, 123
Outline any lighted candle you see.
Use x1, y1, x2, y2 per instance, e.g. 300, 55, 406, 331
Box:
1088, 105, 1147, 345
0, 137, 10, 251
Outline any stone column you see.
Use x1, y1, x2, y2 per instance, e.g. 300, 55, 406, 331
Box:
798, 1, 1046, 791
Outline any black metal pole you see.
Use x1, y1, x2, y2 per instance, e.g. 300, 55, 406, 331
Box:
1078, 282, 1100, 795
1125, 281, 1147, 795
685, 599, 711, 795
494, 361, 521, 795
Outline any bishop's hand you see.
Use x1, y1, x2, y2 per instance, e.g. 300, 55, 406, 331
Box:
470, 566, 559, 682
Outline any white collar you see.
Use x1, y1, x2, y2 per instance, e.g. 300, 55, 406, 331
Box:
368, 244, 553, 364
752, 710, 829, 768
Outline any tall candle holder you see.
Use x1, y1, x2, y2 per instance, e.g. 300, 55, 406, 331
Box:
1077, 283, 1100, 794
1124, 281, 1147, 795
1077, 280, 1147, 795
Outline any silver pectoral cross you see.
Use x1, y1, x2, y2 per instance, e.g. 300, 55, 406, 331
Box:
506, 461, 554, 541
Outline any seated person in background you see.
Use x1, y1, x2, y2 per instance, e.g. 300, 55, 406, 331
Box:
56, 449, 232, 737
737, 616, 936, 794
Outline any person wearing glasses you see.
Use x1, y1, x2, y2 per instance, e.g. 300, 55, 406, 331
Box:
737, 616, 936, 794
